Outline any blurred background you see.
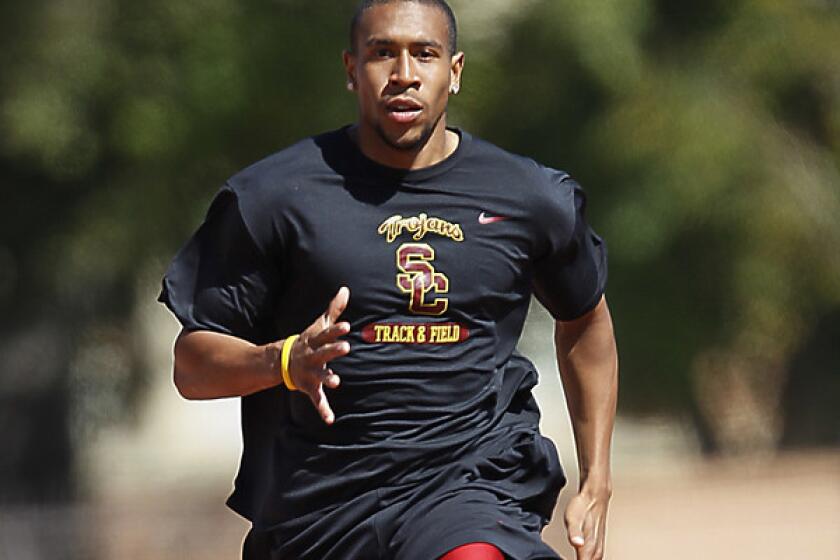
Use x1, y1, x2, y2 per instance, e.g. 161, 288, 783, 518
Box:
1, 0, 838, 558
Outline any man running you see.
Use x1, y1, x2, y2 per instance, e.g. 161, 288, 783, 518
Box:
159, 1, 618, 558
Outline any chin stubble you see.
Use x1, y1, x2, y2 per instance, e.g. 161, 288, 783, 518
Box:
375, 110, 445, 153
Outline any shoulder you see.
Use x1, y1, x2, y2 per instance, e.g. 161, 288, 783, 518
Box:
465, 134, 574, 201
226, 129, 343, 198
220, 128, 347, 240
463, 134, 583, 256
200, 129, 343, 251
465, 133, 577, 220
464, 135, 544, 178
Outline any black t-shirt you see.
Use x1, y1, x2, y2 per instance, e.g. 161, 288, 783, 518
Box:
158, 126, 607, 529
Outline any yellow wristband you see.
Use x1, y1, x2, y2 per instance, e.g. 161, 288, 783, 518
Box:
280, 334, 300, 391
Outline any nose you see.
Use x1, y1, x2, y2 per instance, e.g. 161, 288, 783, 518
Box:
389, 50, 420, 89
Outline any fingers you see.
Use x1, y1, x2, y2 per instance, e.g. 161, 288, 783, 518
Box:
308, 321, 350, 348
302, 287, 350, 338
309, 340, 351, 365
293, 363, 341, 424
323, 368, 341, 390
565, 493, 608, 560
580, 511, 599, 560
324, 286, 350, 326
565, 497, 586, 551
307, 384, 335, 425
290, 343, 346, 393
292, 287, 351, 426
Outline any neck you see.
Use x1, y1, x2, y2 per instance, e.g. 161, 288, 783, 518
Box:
352, 118, 459, 170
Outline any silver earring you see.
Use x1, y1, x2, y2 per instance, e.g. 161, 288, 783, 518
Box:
450, 84, 460, 95
347, 81, 355, 91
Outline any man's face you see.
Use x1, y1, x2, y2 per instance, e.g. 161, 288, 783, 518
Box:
344, 2, 464, 153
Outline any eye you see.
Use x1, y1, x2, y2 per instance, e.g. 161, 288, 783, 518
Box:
375, 48, 393, 58
416, 49, 436, 61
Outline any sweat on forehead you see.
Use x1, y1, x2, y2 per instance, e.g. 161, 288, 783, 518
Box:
349, 0, 458, 55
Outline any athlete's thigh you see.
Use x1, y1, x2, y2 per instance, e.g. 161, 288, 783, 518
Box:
391, 487, 561, 560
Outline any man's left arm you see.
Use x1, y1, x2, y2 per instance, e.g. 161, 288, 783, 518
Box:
554, 295, 618, 560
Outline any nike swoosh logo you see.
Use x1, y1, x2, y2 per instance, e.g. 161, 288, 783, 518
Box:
479, 212, 508, 225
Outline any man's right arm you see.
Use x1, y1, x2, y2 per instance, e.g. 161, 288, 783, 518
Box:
171, 287, 352, 424
173, 329, 285, 400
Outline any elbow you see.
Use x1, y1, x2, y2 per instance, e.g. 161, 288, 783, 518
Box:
173, 363, 201, 400
172, 333, 203, 400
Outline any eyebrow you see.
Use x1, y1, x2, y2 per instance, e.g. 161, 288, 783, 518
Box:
365, 38, 444, 50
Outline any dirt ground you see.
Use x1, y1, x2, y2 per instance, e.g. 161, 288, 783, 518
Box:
86, 451, 837, 560
1, 451, 836, 559
547, 451, 840, 560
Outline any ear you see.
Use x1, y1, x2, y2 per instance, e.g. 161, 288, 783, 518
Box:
449, 51, 465, 95
342, 50, 357, 91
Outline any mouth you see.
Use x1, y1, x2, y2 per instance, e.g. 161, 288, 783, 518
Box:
385, 98, 423, 124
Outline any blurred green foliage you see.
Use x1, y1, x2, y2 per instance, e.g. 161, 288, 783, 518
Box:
457, 0, 840, 452
1, 0, 838, 500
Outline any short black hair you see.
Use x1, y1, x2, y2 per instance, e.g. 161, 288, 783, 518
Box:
349, 0, 458, 56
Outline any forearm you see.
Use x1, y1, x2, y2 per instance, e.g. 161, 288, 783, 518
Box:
554, 296, 618, 490
173, 329, 284, 400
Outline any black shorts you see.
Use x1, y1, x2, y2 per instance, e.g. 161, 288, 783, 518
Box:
242, 428, 566, 560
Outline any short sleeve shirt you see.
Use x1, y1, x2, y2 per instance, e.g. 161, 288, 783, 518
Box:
158, 126, 607, 526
